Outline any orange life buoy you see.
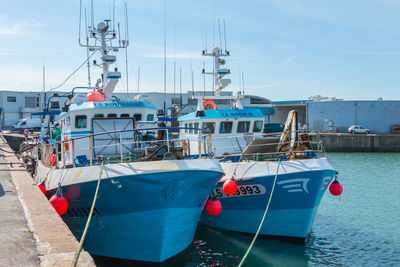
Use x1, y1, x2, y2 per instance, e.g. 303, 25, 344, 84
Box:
63, 135, 69, 151
203, 99, 217, 110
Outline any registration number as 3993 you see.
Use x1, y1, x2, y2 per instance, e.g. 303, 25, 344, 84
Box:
211, 184, 266, 198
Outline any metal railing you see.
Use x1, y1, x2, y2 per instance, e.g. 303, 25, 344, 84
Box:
40, 126, 212, 169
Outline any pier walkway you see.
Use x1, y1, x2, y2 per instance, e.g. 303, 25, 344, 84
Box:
0, 136, 95, 267
0, 152, 40, 267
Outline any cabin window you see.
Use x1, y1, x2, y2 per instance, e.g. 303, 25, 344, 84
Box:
189, 123, 193, 134
75, 115, 87, 128
121, 113, 130, 118
94, 114, 104, 118
237, 121, 250, 133
147, 114, 154, 121
219, 121, 233, 134
134, 113, 142, 121
194, 122, 199, 134
107, 114, 117, 118
253, 120, 263, 133
202, 122, 215, 134
185, 123, 188, 133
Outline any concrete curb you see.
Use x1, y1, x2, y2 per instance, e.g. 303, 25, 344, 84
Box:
1, 137, 95, 267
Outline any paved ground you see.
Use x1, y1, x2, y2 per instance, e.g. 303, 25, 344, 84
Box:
0, 153, 40, 267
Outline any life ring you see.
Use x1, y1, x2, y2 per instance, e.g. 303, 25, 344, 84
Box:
203, 99, 216, 110
63, 135, 69, 151
182, 140, 188, 154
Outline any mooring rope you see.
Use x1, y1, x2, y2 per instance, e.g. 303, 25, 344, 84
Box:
237, 158, 282, 267
71, 161, 104, 267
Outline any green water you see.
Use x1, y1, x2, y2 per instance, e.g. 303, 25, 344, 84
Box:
95, 153, 400, 266
182, 153, 400, 266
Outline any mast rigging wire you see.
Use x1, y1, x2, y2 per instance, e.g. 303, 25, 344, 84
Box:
49, 51, 96, 92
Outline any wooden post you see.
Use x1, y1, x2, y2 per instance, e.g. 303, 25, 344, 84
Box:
72, 139, 75, 167
120, 133, 123, 163
203, 136, 207, 157
60, 139, 64, 169
166, 128, 170, 152
198, 131, 201, 158
55, 141, 59, 168
208, 132, 212, 157
89, 135, 93, 166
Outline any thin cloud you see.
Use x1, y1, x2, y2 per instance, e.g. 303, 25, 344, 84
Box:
0, 16, 43, 36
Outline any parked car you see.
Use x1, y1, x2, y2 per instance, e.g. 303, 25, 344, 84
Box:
348, 125, 371, 134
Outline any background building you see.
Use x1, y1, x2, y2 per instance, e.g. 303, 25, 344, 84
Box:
307, 100, 400, 133
0, 90, 273, 128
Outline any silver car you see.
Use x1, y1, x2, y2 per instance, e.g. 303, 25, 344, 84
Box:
348, 125, 371, 134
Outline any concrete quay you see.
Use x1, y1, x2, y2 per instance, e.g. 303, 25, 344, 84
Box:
309, 132, 400, 152
0, 136, 95, 267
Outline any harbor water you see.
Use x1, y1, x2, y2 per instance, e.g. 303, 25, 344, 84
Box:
95, 153, 400, 266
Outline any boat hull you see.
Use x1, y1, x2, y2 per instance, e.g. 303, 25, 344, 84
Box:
201, 158, 336, 238
36, 159, 223, 262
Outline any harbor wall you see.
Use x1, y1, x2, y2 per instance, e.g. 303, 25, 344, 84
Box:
309, 133, 400, 152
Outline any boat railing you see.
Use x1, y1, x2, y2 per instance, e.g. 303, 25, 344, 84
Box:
205, 130, 326, 161
39, 126, 212, 169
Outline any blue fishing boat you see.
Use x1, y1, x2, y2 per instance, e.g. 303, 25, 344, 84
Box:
177, 45, 337, 240
34, 11, 224, 263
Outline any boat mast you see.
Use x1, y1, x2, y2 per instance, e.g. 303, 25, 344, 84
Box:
78, 1, 130, 99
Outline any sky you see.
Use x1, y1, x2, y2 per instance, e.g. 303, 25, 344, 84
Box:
1, 0, 400, 101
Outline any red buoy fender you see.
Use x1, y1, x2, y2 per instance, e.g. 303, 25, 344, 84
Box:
223, 178, 238, 195
37, 182, 47, 195
206, 199, 222, 216
203, 99, 217, 110
49, 192, 69, 216
329, 180, 343, 196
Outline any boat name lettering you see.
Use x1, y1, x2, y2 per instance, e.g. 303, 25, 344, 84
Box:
67, 207, 102, 218
221, 111, 254, 117
211, 184, 266, 198
94, 102, 144, 108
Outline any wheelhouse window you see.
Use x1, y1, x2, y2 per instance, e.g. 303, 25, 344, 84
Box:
237, 121, 250, 133
253, 120, 263, 133
147, 114, 154, 121
94, 114, 104, 118
121, 113, 130, 118
75, 115, 87, 128
134, 114, 142, 121
202, 122, 215, 134
194, 122, 199, 134
219, 121, 233, 134
107, 114, 117, 118
189, 123, 193, 134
